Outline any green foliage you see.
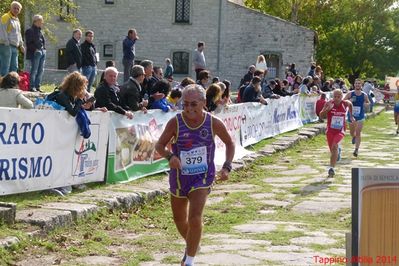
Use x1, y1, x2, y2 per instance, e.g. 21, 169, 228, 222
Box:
245, 0, 399, 81
0, 0, 78, 42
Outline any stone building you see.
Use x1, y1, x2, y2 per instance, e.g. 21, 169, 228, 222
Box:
27, 0, 315, 87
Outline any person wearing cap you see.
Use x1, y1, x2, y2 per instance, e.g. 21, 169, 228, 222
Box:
0, 1, 25, 76
119, 64, 148, 112
25, 14, 46, 92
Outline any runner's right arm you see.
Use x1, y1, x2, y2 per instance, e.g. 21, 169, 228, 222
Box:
155, 117, 181, 169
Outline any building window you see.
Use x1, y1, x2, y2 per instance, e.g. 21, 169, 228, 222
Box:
175, 0, 190, 23
59, 0, 74, 21
105, 0, 114, 4
172, 51, 189, 75
103, 44, 114, 58
58, 48, 68, 70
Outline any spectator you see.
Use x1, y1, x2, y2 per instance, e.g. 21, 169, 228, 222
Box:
212, 77, 220, 84
273, 79, 290, 97
0, 72, 33, 109
315, 65, 324, 82
0, 1, 24, 76
164, 58, 174, 80
261, 80, 280, 99
299, 77, 311, 95
242, 76, 267, 104
94, 67, 133, 119
206, 83, 222, 112
321, 78, 334, 92
25, 14, 45, 92
255, 55, 268, 71
311, 75, 322, 91
308, 62, 316, 78
363, 79, 375, 112
197, 70, 210, 89
239, 65, 255, 88
122, 28, 139, 82
65, 29, 82, 73
292, 75, 302, 94
148, 65, 166, 108
221, 79, 232, 105
237, 69, 264, 103
53, 71, 85, 117
166, 88, 182, 109
100, 60, 115, 83
315, 93, 327, 121
151, 80, 174, 112
179, 77, 196, 89
288, 63, 298, 76
286, 71, 294, 86
119, 64, 148, 112
193, 41, 206, 81
140, 59, 154, 100
81, 30, 97, 92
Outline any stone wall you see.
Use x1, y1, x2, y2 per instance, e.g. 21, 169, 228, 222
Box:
29, 0, 314, 88
220, 2, 315, 86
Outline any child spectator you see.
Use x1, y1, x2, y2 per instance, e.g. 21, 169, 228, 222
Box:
166, 88, 182, 109
151, 80, 174, 112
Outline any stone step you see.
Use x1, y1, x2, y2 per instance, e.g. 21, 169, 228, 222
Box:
0, 202, 16, 224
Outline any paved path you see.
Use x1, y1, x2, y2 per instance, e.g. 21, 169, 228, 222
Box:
8, 108, 399, 266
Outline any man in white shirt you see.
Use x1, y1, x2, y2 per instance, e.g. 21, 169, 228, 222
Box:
193, 41, 206, 82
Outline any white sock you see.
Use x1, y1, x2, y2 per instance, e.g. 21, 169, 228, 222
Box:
185, 255, 194, 265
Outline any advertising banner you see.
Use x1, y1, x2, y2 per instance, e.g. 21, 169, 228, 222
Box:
107, 110, 177, 183
352, 168, 399, 265
0, 108, 109, 195
240, 96, 303, 147
299, 95, 319, 124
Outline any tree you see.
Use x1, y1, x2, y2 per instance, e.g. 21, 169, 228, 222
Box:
245, 0, 399, 81
0, 0, 78, 42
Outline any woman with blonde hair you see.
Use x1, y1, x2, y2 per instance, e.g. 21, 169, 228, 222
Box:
255, 54, 268, 71
54, 71, 87, 116
0, 72, 33, 109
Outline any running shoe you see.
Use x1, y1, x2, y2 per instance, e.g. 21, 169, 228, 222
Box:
353, 149, 358, 157
328, 167, 335, 178
351, 137, 356, 144
337, 147, 341, 161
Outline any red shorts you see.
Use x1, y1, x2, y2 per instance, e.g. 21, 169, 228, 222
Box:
326, 132, 344, 151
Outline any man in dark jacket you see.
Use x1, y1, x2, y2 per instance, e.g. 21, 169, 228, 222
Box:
122, 28, 139, 82
94, 67, 133, 119
242, 76, 267, 104
65, 29, 82, 73
25, 14, 45, 92
80, 30, 97, 92
119, 65, 148, 111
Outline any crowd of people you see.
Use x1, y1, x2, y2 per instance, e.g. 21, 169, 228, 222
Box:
1, 2, 397, 266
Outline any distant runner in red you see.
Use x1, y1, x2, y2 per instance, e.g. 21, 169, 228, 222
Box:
320, 89, 354, 177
